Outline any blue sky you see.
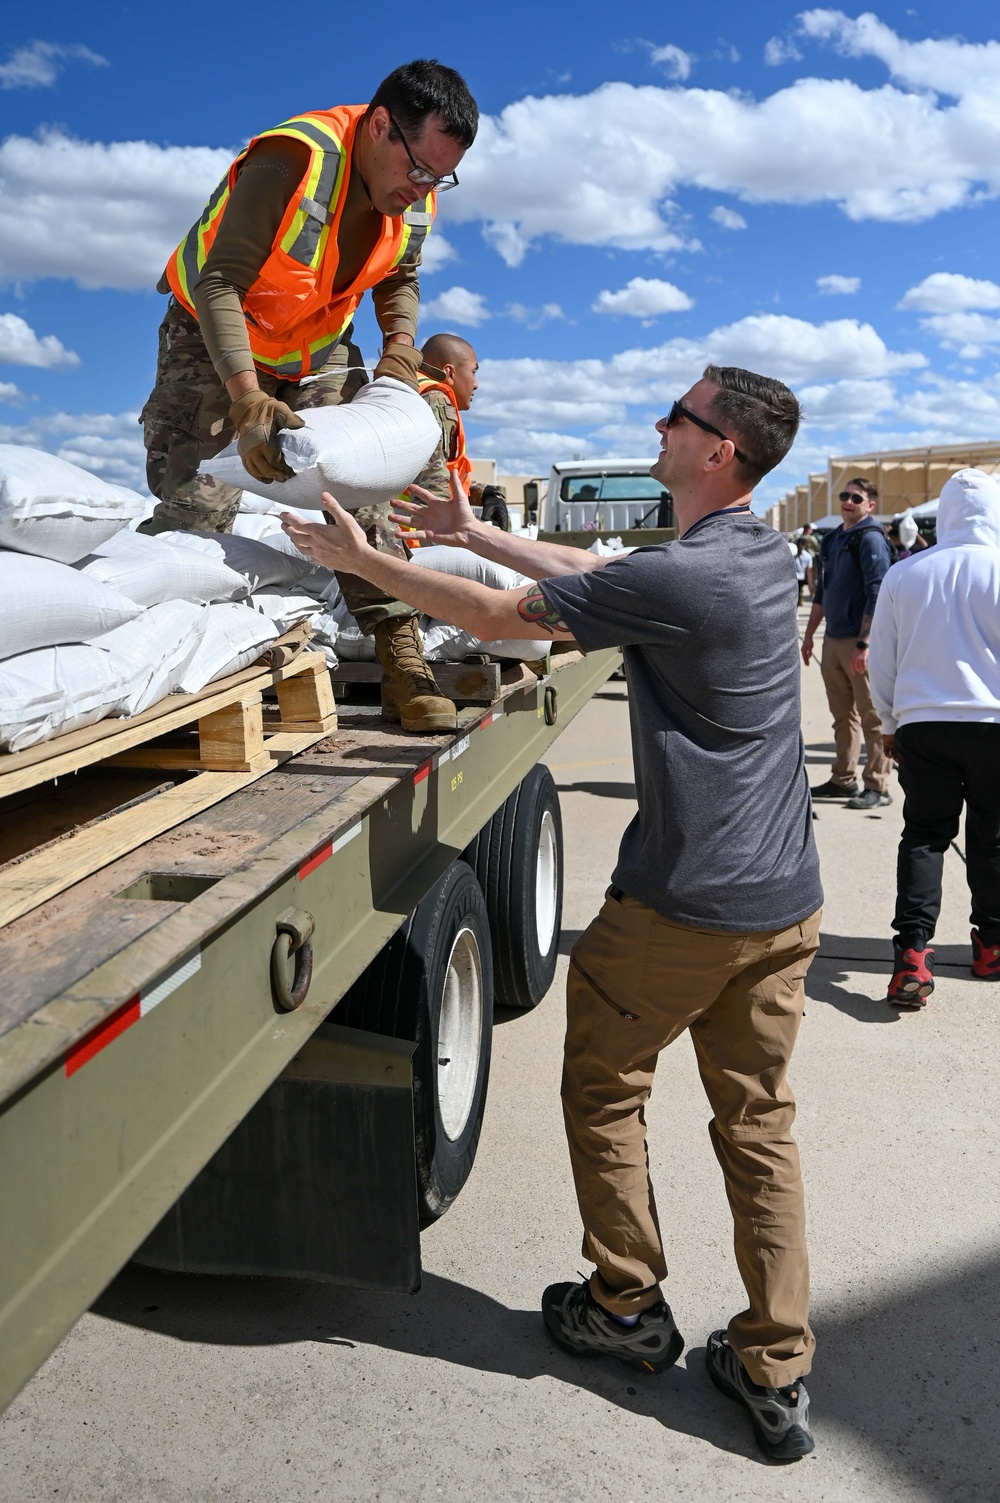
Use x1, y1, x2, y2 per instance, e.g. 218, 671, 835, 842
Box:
2, 1, 1000, 512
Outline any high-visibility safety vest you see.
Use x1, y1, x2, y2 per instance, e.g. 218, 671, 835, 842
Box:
165, 104, 435, 381
416, 374, 473, 488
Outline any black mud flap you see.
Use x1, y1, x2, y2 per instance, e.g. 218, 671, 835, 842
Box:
134, 1024, 421, 1293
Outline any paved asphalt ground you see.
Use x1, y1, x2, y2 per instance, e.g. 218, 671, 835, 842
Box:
2, 614, 997, 1501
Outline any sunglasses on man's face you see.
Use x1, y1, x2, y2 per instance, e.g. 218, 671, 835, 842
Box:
839, 491, 868, 504
665, 401, 749, 466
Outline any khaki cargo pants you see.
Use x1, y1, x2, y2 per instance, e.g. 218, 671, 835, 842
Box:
563, 888, 822, 1388
139, 299, 414, 633
820, 634, 890, 792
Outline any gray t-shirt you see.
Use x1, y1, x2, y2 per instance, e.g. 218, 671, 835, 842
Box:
540, 509, 822, 933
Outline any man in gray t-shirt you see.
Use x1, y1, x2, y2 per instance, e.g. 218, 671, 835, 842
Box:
540, 510, 820, 933
281, 363, 824, 1463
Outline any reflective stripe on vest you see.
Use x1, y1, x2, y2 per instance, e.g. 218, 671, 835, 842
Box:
164, 106, 435, 380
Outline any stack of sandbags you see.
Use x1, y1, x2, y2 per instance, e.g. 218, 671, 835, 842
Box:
0, 448, 291, 751
200, 377, 439, 511
0, 445, 147, 562
77, 530, 250, 607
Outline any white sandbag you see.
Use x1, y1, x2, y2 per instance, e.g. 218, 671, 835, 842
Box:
0, 553, 143, 662
232, 512, 286, 539
408, 546, 550, 661
199, 378, 439, 511
156, 529, 318, 593
408, 546, 528, 591
0, 644, 130, 752
174, 603, 279, 694
250, 592, 322, 634
0, 445, 146, 562
89, 601, 208, 715
79, 532, 249, 608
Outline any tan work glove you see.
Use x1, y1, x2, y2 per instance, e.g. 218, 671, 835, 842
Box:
373, 342, 423, 390
228, 390, 305, 483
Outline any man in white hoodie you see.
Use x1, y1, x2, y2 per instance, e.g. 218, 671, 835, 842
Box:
869, 468, 1000, 1005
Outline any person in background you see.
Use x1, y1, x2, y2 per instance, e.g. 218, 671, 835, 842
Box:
407, 332, 481, 505
799, 522, 820, 562
281, 364, 823, 1463
802, 479, 893, 810
794, 537, 813, 604
869, 469, 1000, 1005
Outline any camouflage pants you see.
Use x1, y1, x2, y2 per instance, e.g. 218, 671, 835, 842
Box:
138, 299, 415, 632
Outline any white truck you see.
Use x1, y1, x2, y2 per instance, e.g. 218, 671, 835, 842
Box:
534, 459, 675, 545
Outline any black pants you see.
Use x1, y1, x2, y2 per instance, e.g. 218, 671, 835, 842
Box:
894, 722, 1000, 945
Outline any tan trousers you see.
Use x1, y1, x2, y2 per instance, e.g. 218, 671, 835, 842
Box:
562, 890, 822, 1387
820, 633, 890, 792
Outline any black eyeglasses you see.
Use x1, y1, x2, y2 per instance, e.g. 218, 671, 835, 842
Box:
387, 113, 459, 192
666, 400, 749, 466
838, 491, 868, 503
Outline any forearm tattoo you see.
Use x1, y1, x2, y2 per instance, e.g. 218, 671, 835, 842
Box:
516, 585, 569, 635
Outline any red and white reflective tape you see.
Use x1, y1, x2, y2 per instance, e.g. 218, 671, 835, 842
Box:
480, 702, 504, 731
64, 949, 202, 1078
413, 748, 453, 787
298, 820, 361, 880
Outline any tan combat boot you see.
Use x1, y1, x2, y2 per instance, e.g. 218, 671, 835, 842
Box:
373, 618, 457, 734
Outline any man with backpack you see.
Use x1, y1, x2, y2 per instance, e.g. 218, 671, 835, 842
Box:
801, 478, 893, 810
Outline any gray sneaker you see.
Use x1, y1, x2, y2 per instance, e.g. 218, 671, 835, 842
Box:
542, 1279, 684, 1374
706, 1330, 815, 1460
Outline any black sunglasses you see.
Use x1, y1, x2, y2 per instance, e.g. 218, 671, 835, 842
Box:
667, 400, 749, 466
387, 112, 459, 192
838, 491, 868, 503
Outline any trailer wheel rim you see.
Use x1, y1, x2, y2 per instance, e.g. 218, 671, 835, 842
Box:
534, 810, 559, 957
437, 926, 484, 1142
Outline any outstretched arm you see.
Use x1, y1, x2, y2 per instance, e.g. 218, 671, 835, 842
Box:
282, 495, 576, 642
393, 474, 612, 580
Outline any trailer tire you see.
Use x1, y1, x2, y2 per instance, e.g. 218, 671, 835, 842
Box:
336, 862, 493, 1224
481, 765, 563, 1011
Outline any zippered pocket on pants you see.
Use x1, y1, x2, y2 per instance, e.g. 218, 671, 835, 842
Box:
569, 955, 639, 1020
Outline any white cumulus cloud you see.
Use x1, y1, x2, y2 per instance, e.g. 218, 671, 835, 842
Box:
0, 312, 79, 367
0, 410, 147, 489
917, 312, 1000, 359
420, 286, 491, 327
710, 206, 747, 230
898, 272, 1000, 312
650, 44, 693, 81
0, 40, 107, 90
420, 233, 457, 274
593, 278, 694, 318
0, 132, 234, 290
764, 37, 803, 66
797, 8, 1000, 99
0, 381, 24, 401
505, 302, 565, 329
817, 274, 860, 295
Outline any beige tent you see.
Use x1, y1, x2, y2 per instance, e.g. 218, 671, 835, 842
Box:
767, 441, 1000, 534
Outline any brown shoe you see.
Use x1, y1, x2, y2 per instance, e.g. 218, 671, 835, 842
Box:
374, 618, 457, 734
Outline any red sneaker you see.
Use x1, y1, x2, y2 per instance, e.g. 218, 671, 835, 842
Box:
887, 944, 934, 1007
971, 931, 1000, 981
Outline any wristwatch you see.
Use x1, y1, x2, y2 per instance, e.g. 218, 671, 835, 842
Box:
856, 639, 869, 650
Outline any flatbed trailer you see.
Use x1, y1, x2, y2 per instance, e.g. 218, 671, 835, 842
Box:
0, 642, 619, 1412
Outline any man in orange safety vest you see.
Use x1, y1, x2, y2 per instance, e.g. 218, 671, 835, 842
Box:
139, 60, 478, 734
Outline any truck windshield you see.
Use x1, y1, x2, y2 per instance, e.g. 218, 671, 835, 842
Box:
560, 474, 665, 503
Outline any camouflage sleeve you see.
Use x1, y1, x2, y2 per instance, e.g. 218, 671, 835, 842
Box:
410, 389, 456, 502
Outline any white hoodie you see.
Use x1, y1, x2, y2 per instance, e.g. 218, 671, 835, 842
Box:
869, 468, 1000, 733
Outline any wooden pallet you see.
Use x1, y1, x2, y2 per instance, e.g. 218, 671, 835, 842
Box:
0, 646, 336, 797
0, 645, 338, 928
